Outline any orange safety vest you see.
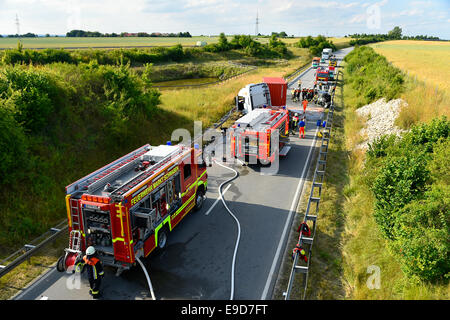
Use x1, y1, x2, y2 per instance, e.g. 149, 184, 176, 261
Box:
83, 256, 99, 266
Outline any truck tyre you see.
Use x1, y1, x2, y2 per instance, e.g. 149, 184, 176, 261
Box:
56, 254, 66, 272
194, 188, 205, 211
157, 227, 169, 250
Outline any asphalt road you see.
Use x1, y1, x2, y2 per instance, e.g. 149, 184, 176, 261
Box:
14, 47, 353, 301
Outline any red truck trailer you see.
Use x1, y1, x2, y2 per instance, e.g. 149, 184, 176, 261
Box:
59, 143, 208, 274
228, 107, 290, 164
263, 77, 287, 107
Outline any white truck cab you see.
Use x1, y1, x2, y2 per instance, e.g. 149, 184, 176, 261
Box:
321, 48, 333, 61
236, 83, 272, 114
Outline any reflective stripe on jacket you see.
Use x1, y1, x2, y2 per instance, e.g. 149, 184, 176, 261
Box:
82, 255, 104, 280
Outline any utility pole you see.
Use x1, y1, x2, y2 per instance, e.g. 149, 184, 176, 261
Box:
255, 10, 259, 37
15, 13, 22, 49
15, 13, 20, 37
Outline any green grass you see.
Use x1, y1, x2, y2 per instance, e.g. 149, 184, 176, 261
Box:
0, 36, 223, 49
152, 77, 218, 87
0, 36, 306, 50
340, 59, 449, 299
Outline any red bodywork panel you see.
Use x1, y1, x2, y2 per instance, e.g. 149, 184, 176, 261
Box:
263, 77, 287, 107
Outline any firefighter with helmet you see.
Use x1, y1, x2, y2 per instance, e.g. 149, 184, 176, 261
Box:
75, 246, 104, 299
291, 113, 299, 134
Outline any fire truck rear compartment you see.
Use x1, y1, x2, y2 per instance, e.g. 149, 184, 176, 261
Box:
83, 208, 114, 255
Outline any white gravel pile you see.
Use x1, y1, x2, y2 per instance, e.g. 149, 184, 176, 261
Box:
356, 98, 407, 150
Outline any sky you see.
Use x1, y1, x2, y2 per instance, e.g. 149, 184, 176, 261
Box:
0, 0, 449, 39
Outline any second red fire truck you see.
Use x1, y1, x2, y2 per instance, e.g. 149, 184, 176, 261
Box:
58, 143, 208, 274
228, 107, 290, 164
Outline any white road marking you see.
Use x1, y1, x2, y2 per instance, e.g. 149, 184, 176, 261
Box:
205, 184, 232, 216
40, 296, 48, 300
261, 126, 319, 300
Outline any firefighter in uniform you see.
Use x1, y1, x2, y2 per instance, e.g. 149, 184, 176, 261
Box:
291, 113, 299, 134
298, 117, 306, 139
302, 99, 308, 114
75, 246, 104, 299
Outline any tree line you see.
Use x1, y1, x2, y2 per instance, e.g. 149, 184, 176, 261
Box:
1, 33, 39, 38
66, 30, 192, 37
348, 26, 442, 45
294, 35, 336, 56
0, 32, 291, 66
202, 33, 289, 58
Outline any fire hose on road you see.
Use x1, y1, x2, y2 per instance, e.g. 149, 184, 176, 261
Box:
135, 256, 156, 300
213, 159, 241, 300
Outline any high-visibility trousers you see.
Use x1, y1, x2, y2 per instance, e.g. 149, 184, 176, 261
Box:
299, 127, 305, 138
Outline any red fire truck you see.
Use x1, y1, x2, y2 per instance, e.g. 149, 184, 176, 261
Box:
315, 67, 330, 83
58, 143, 208, 273
228, 107, 290, 164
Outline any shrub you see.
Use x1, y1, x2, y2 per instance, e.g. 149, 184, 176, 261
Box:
344, 46, 405, 105
295, 35, 336, 56
391, 184, 450, 280
428, 138, 450, 185
372, 153, 430, 240
0, 67, 60, 133
401, 116, 449, 153
79, 63, 161, 121
0, 104, 28, 184
367, 134, 398, 159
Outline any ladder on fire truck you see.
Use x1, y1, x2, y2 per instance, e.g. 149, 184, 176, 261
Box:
69, 198, 81, 230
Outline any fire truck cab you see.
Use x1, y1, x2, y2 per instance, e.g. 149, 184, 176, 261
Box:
60, 143, 207, 273
315, 67, 330, 83
228, 107, 290, 164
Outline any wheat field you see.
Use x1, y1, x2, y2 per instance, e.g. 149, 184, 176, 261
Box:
371, 40, 450, 92
371, 40, 450, 127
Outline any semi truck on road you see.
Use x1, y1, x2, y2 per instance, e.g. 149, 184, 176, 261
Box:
321, 48, 333, 60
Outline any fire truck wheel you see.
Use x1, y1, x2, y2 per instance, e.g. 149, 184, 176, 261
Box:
194, 189, 205, 211
157, 227, 169, 249
56, 254, 66, 272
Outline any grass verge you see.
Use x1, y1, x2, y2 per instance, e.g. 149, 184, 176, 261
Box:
340, 61, 449, 299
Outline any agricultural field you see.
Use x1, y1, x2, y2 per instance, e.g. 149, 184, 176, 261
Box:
328, 37, 353, 50
0, 36, 351, 50
0, 36, 222, 49
371, 40, 450, 92
370, 40, 450, 127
